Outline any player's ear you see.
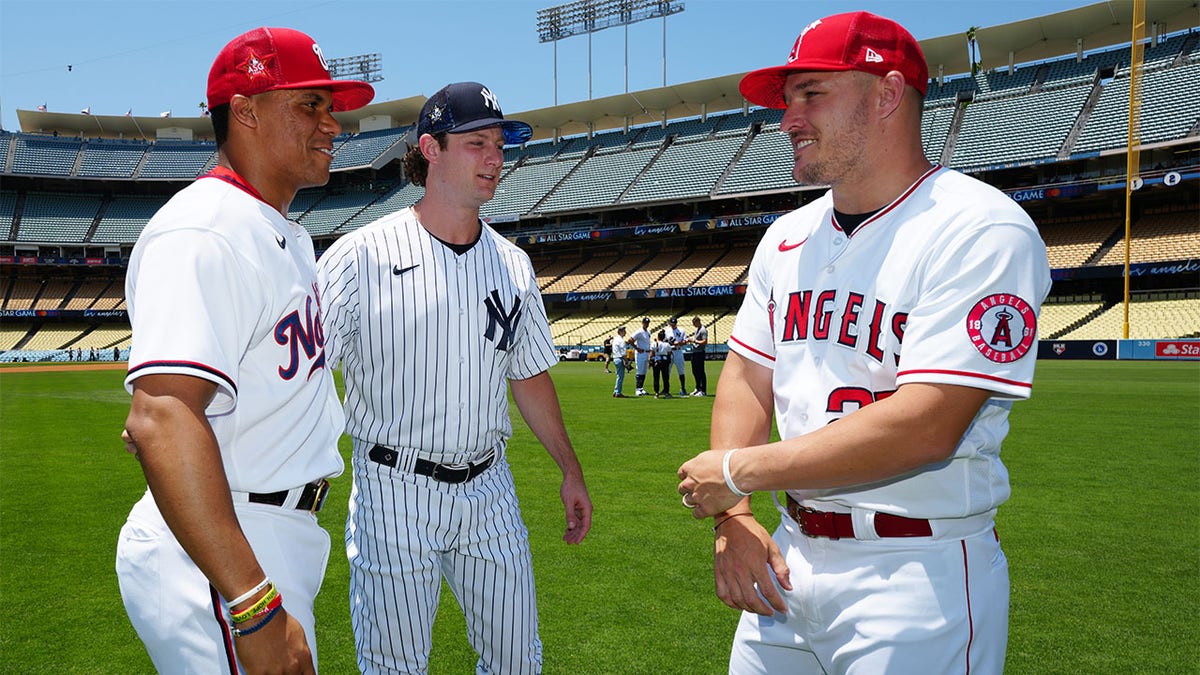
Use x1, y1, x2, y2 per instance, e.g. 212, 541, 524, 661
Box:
418, 133, 441, 162
228, 94, 259, 130
877, 71, 906, 120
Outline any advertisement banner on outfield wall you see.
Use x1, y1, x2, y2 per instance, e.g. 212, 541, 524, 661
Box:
1037, 340, 1117, 360
1118, 340, 1200, 360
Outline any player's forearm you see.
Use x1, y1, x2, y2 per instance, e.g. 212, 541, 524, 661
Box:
510, 372, 583, 478
710, 352, 773, 451
729, 382, 992, 493
126, 389, 265, 603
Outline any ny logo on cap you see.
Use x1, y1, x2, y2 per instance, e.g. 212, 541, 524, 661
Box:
788, 18, 822, 63
480, 86, 501, 113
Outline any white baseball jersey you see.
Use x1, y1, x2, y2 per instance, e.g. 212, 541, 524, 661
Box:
118, 167, 344, 671
316, 206, 556, 673
631, 327, 652, 353
124, 169, 345, 492
730, 165, 1051, 521
318, 206, 557, 455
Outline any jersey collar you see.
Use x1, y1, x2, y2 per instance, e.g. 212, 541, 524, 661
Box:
202, 165, 270, 206
831, 164, 943, 238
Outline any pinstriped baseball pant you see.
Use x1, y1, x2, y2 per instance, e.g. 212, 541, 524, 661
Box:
347, 451, 541, 674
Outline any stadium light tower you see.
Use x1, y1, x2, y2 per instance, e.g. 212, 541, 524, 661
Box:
326, 53, 384, 84
537, 0, 685, 104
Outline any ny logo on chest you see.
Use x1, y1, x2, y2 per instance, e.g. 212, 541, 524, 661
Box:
483, 289, 522, 352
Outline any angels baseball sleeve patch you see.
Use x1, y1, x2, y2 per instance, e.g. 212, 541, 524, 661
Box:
966, 293, 1037, 363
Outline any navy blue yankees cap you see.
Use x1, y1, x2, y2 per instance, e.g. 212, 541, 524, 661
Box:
418, 82, 533, 146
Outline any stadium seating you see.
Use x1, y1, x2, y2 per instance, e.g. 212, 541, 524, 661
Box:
534, 147, 659, 214
0, 323, 31, 350
341, 183, 423, 232
482, 159, 580, 220
621, 136, 745, 204
93, 195, 167, 243
330, 127, 409, 170
1039, 215, 1122, 269
11, 135, 81, 176
78, 139, 149, 178
297, 189, 377, 237
1072, 60, 1200, 155
20, 324, 89, 350
64, 278, 117, 310
0, 190, 17, 234
951, 84, 1092, 168
1094, 210, 1200, 266
139, 141, 217, 179
654, 244, 726, 289
714, 126, 794, 196
1059, 296, 1200, 339
611, 248, 685, 291
692, 246, 753, 286
1039, 298, 1106, 337
16, 192, 102, 242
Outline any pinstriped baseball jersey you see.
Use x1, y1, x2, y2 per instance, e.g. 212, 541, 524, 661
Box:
124, 172, 345, 492
730, 165, 1051, 519
317, 206, 557, 457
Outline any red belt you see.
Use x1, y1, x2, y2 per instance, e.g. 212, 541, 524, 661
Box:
786, 495, 932, 539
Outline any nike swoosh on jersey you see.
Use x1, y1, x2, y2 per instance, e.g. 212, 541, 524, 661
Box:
778, 238, 807, 252
275, 235, 287, 250
393, 264, 420, 276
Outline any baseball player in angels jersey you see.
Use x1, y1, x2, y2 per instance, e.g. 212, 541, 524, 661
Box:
317, 82, 592, 674
677, 12, 1050, 674
115, 27, 373, 674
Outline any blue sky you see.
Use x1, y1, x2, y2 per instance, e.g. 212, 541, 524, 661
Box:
0, 0, 1101, 130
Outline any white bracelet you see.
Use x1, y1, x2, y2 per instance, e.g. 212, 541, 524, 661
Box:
723, 448, 751, 497
226, 576, 270, 608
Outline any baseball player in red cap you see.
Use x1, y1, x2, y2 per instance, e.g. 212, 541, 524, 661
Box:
116, 26, 372, 674
317, 81, 592, 674
677, 11, 1050, 674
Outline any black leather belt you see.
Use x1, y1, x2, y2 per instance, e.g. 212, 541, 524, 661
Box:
248, 479, 330, 513
369, 444, 495, 484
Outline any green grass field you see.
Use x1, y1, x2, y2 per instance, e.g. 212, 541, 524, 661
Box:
1, 359, 1197, 673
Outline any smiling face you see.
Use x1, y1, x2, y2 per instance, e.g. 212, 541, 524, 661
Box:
779, 70, 875, 189
426, 126, 506, 208
254, 88, 341, 193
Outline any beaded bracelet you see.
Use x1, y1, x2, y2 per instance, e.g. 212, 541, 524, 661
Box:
226, 576, 270, 608
231, 585, 279, 624
231, 604, 282, 639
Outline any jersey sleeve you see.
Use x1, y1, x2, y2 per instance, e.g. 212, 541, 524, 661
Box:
315, 237, 360, 370
728, 235, 778, 368
124, 229, 263, 414
897, 220, 1051, 399
508, 263, 558, 380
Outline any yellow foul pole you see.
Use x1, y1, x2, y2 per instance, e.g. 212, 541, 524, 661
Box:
1123, 0, 1145, 339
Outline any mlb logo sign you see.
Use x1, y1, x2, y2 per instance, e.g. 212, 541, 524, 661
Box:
1053, 343, 1067, 355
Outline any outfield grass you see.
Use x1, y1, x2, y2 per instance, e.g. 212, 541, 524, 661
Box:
1, 359, 1196, 673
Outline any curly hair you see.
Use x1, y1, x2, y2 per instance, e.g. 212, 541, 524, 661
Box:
400, 133, 447, 187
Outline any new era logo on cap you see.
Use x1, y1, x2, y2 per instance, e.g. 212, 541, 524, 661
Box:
418, 82, 533, 146
740, 11, 929, 109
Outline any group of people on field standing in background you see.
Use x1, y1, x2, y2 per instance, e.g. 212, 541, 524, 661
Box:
609, 315, 708, 399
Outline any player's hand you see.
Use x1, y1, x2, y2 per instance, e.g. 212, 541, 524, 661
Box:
233, 608, 315, 675
560, 472, 592, 544
677, 449, 741, 518
714, 513, 791, 616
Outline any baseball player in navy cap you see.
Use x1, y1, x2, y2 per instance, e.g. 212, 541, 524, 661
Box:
318, 81, 591, 674
677, 11, 1049, 674
116, 26, 373, 674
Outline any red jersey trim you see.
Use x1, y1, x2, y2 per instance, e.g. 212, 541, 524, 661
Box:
843, 164, 942, 239
730, 335, 775, 362
898, 367, 1032, 389
202, 165, 269, 206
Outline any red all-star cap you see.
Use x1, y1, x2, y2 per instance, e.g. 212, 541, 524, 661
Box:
739, 11, 929, 109
207, 27, 375, 111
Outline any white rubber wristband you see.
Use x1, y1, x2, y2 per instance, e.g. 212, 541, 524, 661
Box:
723, 448, 751, 497
227, 576, 270, 608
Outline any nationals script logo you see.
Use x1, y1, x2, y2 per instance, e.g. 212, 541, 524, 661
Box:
274, 285, 327, 380
966, 294, 1037, 363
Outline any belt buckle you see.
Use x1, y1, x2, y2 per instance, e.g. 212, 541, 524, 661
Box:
795, 504, 840, 540
309, 479, 330, 514
432, 463, 470, 484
